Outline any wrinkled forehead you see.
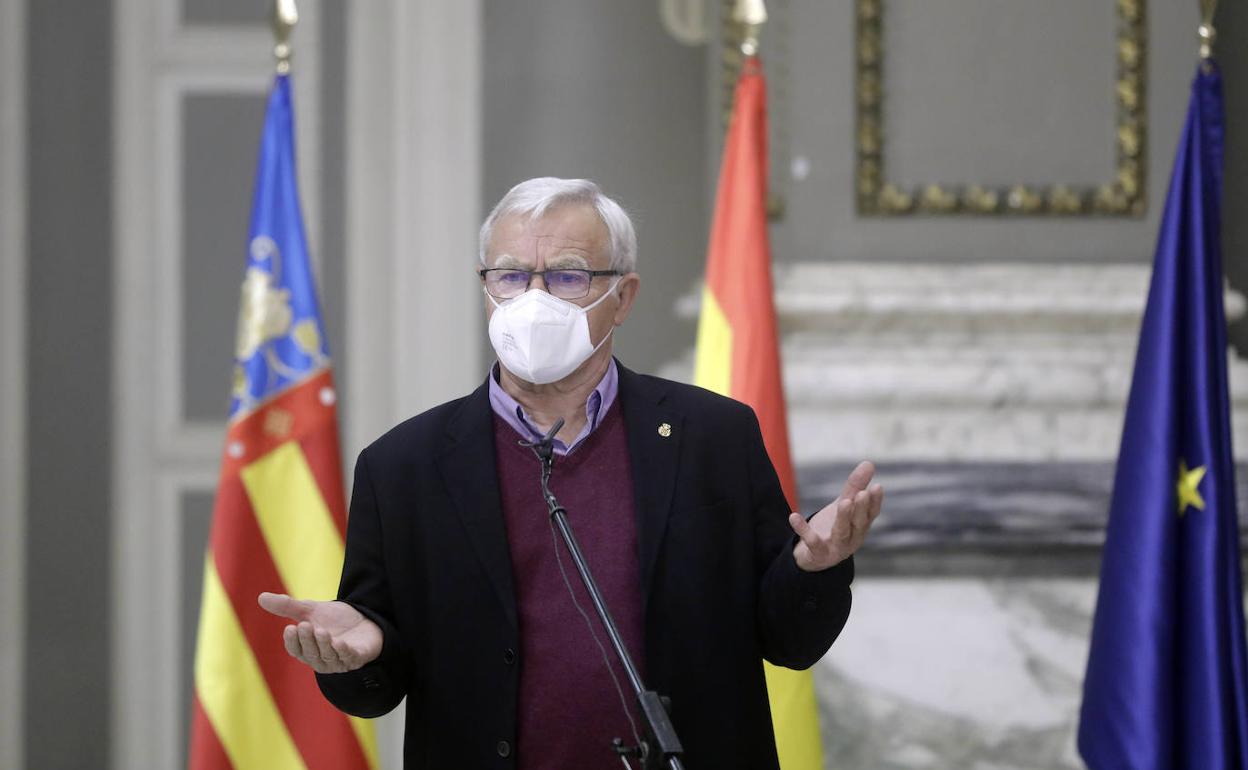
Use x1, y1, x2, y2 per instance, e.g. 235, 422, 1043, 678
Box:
485, 205, 610, 268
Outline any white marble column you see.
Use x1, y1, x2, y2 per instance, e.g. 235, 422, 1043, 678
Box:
345, 3, 483, 767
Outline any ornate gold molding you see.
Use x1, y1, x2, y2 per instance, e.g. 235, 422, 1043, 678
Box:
856, 0, 1147, 217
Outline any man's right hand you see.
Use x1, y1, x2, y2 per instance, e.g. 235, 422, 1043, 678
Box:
257, 592, 383, 674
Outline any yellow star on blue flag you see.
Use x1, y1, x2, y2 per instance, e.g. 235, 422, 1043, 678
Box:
1176, 458, 1207, 516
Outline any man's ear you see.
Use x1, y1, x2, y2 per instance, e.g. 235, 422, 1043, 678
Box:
613, 272, 641, 326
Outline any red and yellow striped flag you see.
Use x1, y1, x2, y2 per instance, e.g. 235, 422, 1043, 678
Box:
693, 56, 823, 770
188, 74, 377, 770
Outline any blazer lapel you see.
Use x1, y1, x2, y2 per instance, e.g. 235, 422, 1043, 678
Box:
618, 363, 682, 610
435, 381, 518, 630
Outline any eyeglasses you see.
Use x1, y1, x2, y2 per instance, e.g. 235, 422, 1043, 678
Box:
479, 268, 621, 300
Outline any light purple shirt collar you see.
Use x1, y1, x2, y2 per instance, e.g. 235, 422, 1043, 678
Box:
488, 358, 619, 456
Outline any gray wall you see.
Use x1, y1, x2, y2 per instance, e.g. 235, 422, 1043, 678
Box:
768, 0, 1195, 266
181, 94, 269, 421
1219, 1, 1248, 353
24, 0, 114, 765
481, 0, 709, 375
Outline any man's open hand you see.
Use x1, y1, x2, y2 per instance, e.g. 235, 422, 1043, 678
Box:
257, 592, 383, 674
788, 460, 883, 572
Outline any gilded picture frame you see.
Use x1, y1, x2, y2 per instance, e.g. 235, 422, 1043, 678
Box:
854, 0, 1147, 217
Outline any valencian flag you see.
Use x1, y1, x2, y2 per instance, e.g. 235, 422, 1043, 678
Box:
1078, 61, 1248, 769
693, 56, 823, 769
188, 74, 378, 770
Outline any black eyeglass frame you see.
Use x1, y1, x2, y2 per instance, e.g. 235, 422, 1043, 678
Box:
478, 268, 622, 300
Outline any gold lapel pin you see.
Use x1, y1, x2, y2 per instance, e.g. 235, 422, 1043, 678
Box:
658, 422, 672, 437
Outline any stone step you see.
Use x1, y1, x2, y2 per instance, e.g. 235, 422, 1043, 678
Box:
664, 346, 1248, 408
676, 262, 1246, 334
662, 262, 1248, 462
787, 406, 1248, 463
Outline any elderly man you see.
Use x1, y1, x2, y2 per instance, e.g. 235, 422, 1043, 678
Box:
259, 177, 883, 769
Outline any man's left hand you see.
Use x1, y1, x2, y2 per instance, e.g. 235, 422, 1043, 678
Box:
788, 460, 883, 572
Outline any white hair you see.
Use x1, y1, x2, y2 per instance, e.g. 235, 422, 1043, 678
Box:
478, 177, 638, 273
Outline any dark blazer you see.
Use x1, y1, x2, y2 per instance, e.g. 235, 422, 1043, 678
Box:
317, 363, 854, 769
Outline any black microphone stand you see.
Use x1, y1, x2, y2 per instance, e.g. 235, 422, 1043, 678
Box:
520, 419, 685, 770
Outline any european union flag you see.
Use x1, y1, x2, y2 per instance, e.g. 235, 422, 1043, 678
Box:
1079, 63, 1248, 770
230, 73, 330, 419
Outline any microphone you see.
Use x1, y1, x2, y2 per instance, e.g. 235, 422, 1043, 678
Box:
519, 417, 564, 463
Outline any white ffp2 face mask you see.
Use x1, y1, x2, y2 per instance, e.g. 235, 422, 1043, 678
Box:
487, 283, 618, 385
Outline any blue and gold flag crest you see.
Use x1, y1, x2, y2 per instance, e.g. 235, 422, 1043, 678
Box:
1079, 62, 1248, 770
231, 75, 330, 417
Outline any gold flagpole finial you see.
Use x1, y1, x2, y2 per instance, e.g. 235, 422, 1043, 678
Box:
734, 0, 768, 56
273, 0, 298, 74
1198, 0, 1218, 60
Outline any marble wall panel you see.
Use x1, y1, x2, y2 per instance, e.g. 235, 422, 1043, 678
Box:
798, 462, 1248, 550
816, 577, 1096, 770
816, 575, 1248, 769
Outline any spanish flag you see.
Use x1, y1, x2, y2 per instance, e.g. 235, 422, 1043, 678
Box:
693, 57, 823, 769
187, 74, 378, 770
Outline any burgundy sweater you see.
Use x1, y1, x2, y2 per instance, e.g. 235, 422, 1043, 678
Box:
493, 400, 646, 769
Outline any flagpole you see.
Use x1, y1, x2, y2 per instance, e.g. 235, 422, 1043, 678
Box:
1198, 0, 1217, 60
734, 0, 767, 56
273, 0, 298, 74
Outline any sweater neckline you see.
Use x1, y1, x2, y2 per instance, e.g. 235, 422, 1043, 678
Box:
493, 397, 624, 474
